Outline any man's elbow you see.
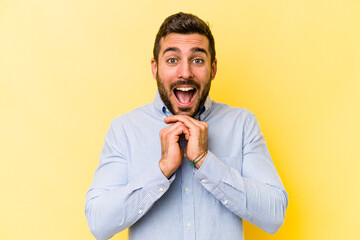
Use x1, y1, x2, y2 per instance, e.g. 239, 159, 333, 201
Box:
85, 199, 112, 240
263, 191, 288, 234
263, 215, 285, 234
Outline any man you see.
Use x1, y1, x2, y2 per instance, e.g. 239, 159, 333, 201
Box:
85, 12, 288, 240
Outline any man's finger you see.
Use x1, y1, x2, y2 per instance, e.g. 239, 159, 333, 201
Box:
164, 115, 200, 130
161, 121, 190, 140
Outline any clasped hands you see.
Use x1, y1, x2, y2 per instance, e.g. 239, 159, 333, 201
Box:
159, 115, 208, 178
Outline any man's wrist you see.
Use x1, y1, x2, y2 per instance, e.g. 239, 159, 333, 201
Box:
159, 159, 174, 179
194, 152, 207, 169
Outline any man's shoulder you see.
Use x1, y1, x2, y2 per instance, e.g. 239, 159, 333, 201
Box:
210, 100, 255, 120
111, 102, 157, 125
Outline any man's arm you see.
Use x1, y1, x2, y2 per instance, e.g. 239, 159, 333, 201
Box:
85, 119, 174, 240
165, 114, 288, 234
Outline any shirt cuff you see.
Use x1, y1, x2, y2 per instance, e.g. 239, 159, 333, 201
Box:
194, 151, 247, 214
141, 162, 175, 201
194, 150, 228, 193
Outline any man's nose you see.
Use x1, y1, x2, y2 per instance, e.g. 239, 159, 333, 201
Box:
178, 61, 193, 79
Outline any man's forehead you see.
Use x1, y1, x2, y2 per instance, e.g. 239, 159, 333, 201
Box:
160, 33, 209, 54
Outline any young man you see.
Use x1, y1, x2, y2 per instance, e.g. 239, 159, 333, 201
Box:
86, 12, 288, 240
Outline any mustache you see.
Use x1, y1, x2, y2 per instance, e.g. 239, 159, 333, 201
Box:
170, 80, 200, 90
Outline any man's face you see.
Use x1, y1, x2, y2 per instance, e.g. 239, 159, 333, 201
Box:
151, 33, 217, 117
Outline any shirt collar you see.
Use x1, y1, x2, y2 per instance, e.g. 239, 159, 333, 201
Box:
153, 90, 213, 121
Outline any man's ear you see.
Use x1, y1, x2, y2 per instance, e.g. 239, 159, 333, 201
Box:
151, 58, 158, 79
211, 59, 217, 80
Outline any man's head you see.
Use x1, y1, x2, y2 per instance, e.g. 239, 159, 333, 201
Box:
153, 12, 216, 65
151, 12, 217, 117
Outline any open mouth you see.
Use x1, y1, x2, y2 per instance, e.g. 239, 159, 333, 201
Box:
173, 87, 197, 106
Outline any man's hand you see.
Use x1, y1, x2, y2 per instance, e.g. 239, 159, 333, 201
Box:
164, 115, 208, 169
159, 121, 190, 178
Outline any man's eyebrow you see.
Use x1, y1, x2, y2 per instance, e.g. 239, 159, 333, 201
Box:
162, 47, 208, 55
163, 47, 180, 55
191, 47, 208, 55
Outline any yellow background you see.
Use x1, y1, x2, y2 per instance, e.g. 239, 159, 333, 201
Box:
1, 0, 359, 239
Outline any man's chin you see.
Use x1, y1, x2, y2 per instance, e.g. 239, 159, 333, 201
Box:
174, 106, 197, 117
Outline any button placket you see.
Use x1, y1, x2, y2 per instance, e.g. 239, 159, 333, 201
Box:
180, 138, 196, 239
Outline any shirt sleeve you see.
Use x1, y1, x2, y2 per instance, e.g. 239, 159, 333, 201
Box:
85, 119, 174, 240
194, 114, 288, 234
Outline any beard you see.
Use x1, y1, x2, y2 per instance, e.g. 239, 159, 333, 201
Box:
156, 73, 212, 117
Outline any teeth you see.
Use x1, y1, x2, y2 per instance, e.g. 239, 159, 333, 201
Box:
176, 87, 194, 91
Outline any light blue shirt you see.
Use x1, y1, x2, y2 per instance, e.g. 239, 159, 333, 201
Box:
85, 92, 288, 240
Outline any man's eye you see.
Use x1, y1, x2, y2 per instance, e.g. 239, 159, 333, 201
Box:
167, 58, 177, 64
193, 58, 203, 64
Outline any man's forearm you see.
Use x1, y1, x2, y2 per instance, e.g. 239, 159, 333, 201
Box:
194, 151, 288, 234
85, 162, 173, 240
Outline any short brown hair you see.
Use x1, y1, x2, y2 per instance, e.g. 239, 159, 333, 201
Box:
153, 12, 216, 64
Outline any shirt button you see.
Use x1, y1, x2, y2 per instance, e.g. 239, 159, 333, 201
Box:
159, 187, 164, 192
201, 179, 207, 183
185, 187, 190, 193
138, 209, 143, 214
184, 153, 187, 158
186, 223, 191, 229
223, 200, 229, 205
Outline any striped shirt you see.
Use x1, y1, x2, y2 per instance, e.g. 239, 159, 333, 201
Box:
85, 92, 288, 240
